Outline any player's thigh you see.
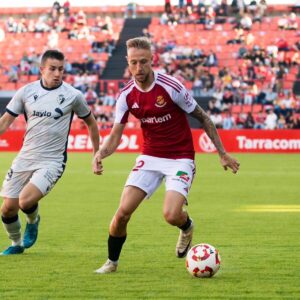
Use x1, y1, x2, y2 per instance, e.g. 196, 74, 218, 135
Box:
118, 186, 147, 216
1, 197, 19, 216
165, 159, 196, 203
163, 190, 187, 217
19, 183, 43, 205
25, 166, 64, 197
125, 169, 164, 199
1, 168, 33, 199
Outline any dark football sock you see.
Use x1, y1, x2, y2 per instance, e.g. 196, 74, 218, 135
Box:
108, 234, 127, 262
178, 216, 192, 231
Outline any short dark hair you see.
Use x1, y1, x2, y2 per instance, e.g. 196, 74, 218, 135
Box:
41, 50, 64, 65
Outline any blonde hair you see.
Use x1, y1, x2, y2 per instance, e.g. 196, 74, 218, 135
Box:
126, 37, 151, 51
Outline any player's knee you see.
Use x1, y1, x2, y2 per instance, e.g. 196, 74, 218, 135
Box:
18, 197, 35, 211
163, 210, 179, 226
1, 201, 19, 217
115, 209, 131, 225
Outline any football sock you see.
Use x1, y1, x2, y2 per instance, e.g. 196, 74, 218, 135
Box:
1, 215, 22, 246
21, 204, 39, 224
108, 234, 127, 262
178, 215, 192, 232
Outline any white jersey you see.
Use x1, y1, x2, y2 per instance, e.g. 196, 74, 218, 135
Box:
6, 80, 91, 171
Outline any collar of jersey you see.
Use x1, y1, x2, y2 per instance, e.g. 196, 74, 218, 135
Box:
133, 71, 156, 93
40, 79, 63, 91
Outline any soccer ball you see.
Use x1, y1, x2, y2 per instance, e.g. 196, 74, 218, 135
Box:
186, 243, 221, 278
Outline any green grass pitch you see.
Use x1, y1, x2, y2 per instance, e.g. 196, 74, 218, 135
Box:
0, 152, 299, 299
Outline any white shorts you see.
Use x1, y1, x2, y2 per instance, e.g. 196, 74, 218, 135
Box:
125, 155, 196, 201
0, 165, 65, 199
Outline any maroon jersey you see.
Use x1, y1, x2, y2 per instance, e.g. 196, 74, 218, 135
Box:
115, 72, 197, 159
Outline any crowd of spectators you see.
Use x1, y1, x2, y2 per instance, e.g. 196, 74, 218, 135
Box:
1, 1, 300, 130
134, 1, 300, 130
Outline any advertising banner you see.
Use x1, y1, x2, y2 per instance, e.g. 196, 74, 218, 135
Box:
1, 129, 300, 153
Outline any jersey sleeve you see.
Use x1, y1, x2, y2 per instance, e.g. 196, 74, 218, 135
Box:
6, 87, 26, 116
73, 93, 91, 119
114, 92, 129, 124
172, 84, 197, 114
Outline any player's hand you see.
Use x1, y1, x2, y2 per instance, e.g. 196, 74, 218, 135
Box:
220, 153, 240, 174
93, 151, 103, 175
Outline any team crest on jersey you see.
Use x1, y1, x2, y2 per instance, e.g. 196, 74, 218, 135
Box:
57, 94, 65, 105
155, 95, 167, 108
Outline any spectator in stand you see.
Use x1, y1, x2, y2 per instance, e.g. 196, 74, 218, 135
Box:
85, 87, 98, 106
227, 27, 245, 44
287, 12, 298, 30
210, 111, 223, 128
208, 97, 222, 113
222, 88, 234, 109
165, 0, 172, 14
222, 110, 235, 129
254, 111, 265, 129
235, 112, 246, 128
125, 2, 137, 19
264, 87, 277, 105
257, 0, 267, 18
102, 89, 116, 106
278, 14, 289, 30
64, 58, 73, 74
7, 65, 19, 83
76, 10, 87, 26
287, 113, 300, 128
6, 17, 17, 33
63, 1, 71, 16
275, 65, 287, 93
47, 29, 59, 49
240, 14, 252, 30
205, 50, 218, 67
205, 7, 216, 30
277, 113, 287, 128
264, 108, 278, 129
244, 112, 255, 128
215, 0, 228, 24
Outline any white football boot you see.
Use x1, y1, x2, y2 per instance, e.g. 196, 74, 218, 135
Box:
176, 220, 194, 258
95, 259, 118, 274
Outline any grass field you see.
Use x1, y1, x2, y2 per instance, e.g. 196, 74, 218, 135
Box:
0, 152, 299, 299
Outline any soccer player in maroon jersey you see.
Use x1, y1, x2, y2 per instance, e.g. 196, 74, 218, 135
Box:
93, 37, 240, 273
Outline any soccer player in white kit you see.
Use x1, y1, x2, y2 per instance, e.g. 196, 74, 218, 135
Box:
0, 50, 102, 255
93, 37, 240, 273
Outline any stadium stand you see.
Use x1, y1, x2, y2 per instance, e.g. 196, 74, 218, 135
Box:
0, 2, 299, 130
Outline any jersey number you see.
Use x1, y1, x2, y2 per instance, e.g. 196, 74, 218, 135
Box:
132, 160, 145, 171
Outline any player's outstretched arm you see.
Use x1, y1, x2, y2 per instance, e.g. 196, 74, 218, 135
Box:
190, 105, 240, 174
0, 112, 16, 135
82, 113, 100, 155
92, 123, 125, 175
99, 123, 125, 159
82, 114, 102, 175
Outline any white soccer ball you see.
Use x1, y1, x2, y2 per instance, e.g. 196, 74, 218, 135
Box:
186, 243, 221, 278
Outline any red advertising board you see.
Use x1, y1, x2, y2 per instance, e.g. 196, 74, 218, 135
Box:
1, 129, 300, 153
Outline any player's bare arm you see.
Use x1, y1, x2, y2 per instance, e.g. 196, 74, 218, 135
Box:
93, 123, 125, 175
83, 114, 100, 155
83, 114, 102, 175
100, 123, 125, 159
0, 112, 16, 135
190, 105, 240, 174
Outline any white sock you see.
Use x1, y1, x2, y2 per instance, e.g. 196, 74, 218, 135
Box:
25, 206, 39, 224
2, 215, 22, 246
